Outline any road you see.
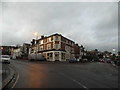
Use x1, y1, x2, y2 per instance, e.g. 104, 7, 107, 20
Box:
7, 60, 118, 89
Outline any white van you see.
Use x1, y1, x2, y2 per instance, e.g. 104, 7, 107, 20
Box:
0, 55, 10, 64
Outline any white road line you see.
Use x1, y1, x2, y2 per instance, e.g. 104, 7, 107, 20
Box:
11, 72, 19, 88
59, 72, 89, 90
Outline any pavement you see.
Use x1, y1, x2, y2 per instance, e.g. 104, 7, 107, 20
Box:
0, 63, 2, 90
5, 60, 118, 89
2, 64, 15, 89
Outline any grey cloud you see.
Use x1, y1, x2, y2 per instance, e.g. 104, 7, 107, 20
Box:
91, 4, 118, 52
1, 2, 118, 52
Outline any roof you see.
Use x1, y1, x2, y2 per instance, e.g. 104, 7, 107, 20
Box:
23, 43, 30, 46
36, 33, 75, 43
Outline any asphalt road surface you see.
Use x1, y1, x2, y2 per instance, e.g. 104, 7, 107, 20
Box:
8, 60, 118, 89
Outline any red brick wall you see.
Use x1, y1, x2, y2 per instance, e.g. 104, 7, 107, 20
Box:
74, 44, 80, 58
61, 42, 65, 50
44, 38, 47, 43
61, 37, 66, 42
51, 36, 53, 41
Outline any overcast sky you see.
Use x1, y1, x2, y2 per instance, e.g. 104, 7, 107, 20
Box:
1, 2, 118, 52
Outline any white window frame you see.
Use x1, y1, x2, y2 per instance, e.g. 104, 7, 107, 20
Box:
41, 40, 43, 44
55, 44, 59, 49
55, 36, 59, 41
40, 46, 43, 51
47, 37, 51, 42
47, 44, 51, 49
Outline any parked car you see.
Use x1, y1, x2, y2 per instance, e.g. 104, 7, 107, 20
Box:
106, 58, 111, 63
0, 55, 11, 64
82, 58, 88, 62
39, 57, 46, 61
69, 58, 78, 63
116, 60, 120, 66
99, 59, 105, 63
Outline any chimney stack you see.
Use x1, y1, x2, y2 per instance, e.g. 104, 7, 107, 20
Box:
41, 35, 44, 39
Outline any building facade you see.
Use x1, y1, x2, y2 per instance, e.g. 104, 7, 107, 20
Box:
74, 44, 80, 59
29, 33, 75, 61
11, 47, 22, 59
10, 43, 30, 59
0, 46, 13, 55
21, 43, 30, 57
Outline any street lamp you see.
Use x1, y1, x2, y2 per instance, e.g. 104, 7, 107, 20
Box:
0, 47, 3, 55
34, 32, 38, 40
34, 32, 38, 36
112, 48, 116, 61
0, 47, 3, 50
113, 48, 115, 54
34, 32, 38, 61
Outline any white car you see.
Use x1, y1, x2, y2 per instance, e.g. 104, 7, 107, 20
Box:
0, 55, 10, 64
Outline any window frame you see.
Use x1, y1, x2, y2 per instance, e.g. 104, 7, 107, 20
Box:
55, 36, 59, 41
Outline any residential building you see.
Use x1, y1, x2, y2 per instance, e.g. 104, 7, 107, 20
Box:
21, 43, 30, 57
29, 33, 75, 61
11, 47, 22, 59
0, 46, 13, 55
103, 51, 112, 58
74, 44, 80, 59
10, 43, 30, 59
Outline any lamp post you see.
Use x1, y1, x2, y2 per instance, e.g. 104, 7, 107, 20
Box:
0, 47, 3, 55
34, 32, 38, 61
0, 47, 3, 50
112, 48, 116, 62
112, 48, 115, 55
34, 32, 38, 41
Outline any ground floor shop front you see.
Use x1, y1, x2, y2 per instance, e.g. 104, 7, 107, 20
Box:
29, 50, 74, 61
42, 51, 74, 61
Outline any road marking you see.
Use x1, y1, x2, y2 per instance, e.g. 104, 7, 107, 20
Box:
59, 72, 89, 90
72, 79, 88, 89
0, 70, 2, 74
11, 72, 19, 88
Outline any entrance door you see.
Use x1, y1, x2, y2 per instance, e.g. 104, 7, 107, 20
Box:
55, 52, 59, 61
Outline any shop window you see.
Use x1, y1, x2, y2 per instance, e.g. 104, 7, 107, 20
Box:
49, 53, 53, 57
62, 53, 65, 59
47, 53, 53, 58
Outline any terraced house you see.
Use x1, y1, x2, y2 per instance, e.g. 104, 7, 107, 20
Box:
29, 33, 76, 61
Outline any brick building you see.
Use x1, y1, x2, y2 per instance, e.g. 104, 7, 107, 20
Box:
21, 43, 30, 57
74, 44, 80, 59
0, 46, 14, 55
10, 43, 30, 59
11, 46, 22, 59
29, 33, 75, 61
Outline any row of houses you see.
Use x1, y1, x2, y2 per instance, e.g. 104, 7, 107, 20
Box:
0, 43, 30, 59
11, 43, 30, 59
0, 33, 86, 61
1, 33, 117, 61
